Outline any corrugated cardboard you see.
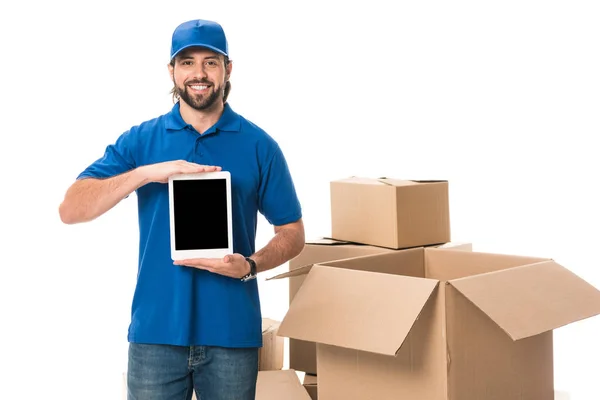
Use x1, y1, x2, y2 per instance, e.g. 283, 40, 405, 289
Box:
435, 241, 472, 251
303, 374, 318, 400
259, 318, 284, 371
285, 238, 394, 374
277, 248, 600, 399
330, 177, 450, 249
256, 370, 313, 400
283, 239, 470, 374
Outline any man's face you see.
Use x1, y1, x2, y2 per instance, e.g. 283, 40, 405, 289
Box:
169, 48, 231, 111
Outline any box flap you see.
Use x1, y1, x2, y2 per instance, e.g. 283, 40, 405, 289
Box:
305, 237, 353, 245
268, 264, 314, 280
332, 176, 393, 185
303, 374, 317, 385
450, 260, 600, 340
269, 248, 423, 281
278, 265, 439, 356
256, 370, 312, 400
307, 237, 388, 246
432, 242, 473, 251
334, 176, 438, 187
262, 318, 280, 333
379, 178, 447, 186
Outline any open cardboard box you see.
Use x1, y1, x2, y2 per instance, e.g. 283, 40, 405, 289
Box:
302, 374, 318, 400
273, 247, 600, 399
284, 238, 471, 375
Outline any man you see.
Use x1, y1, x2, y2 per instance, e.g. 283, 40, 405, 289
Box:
58, 19, 305, 400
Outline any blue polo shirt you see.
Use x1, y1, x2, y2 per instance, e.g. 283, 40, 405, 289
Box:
77, 102, 302, 347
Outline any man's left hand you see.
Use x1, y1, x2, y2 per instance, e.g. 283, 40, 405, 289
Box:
173, 253, 250, 279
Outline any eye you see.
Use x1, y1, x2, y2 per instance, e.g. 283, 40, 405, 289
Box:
206, 61, 218, 67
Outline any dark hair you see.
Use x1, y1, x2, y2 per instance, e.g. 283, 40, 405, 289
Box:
170, 55, 231, 103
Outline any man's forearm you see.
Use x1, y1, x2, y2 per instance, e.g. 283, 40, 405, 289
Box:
251, 224, 305, 273
59, 168, 148, 224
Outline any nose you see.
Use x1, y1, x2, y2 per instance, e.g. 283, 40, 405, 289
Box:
191, 63, 208, 80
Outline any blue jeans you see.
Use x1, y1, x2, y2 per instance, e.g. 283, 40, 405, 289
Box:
127, 343, 259, 400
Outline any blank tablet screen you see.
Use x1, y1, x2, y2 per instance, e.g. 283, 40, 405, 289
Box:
172, 178, 229, 251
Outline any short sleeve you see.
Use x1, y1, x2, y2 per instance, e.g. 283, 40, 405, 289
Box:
257, 144, 302, 226
77, 129, 138, 180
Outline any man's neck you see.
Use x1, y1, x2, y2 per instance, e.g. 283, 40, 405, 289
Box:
179, 100, 224, 134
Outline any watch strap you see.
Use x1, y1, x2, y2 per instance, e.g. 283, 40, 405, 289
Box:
241, 257, 257, 282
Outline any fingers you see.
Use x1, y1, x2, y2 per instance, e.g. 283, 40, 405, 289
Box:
174, 258, 210, 267
174, 255, 244, 279
225, 253, 245, 263
143, 161, 223, 184
199, 165, 221, 172
175, 160, 222, 173
173, 260, 214, 274
174, 258, 223, 271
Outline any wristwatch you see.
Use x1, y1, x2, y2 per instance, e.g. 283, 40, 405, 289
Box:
241, 257, 257, 282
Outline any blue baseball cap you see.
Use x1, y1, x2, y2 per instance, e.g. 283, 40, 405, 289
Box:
170, 19, 229, 60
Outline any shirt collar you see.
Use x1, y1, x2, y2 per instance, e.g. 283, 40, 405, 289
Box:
164, 101, 241, 134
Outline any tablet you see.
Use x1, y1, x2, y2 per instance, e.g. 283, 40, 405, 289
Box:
168, 171, 233, 260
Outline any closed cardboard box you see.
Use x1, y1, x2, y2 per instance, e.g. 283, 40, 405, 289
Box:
256, 370, 313, 400
330, 177, 450, 249
259, 318, 284, 371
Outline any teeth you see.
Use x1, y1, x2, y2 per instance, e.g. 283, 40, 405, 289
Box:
191, 85, 208, 90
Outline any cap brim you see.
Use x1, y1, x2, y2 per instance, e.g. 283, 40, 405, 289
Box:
171, 43, 228, 60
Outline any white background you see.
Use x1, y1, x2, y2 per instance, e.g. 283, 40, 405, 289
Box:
1, 0, 598, 399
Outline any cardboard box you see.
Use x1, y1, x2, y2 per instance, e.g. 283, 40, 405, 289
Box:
303, 374, 318, 400
286, 238, 395, 374
284, 239, 470, 374
330, 177, 450, 249
256, 370, 313, 400
259, 318, 284, 371
277, 248, 600, 399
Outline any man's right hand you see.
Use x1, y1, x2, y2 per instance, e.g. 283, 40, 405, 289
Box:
139, 160, 222, 184
59, 160, 221, 224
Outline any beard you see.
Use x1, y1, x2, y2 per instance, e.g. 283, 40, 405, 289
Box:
175, 79, 223, 111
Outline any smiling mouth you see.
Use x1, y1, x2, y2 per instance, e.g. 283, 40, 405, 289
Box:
188, 84, 210, 91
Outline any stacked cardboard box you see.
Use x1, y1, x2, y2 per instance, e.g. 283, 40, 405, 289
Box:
272, 178, 459, 376
329, 177, 451, 249
258, 318, 284, 371
302, 374, 318, 400
255, 369, 312, 400
271, 177, 600, 399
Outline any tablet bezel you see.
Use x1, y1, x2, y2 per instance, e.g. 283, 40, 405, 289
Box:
168, 170, 233, 261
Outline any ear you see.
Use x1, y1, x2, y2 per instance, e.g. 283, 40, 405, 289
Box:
168, 62, 174, 78
226, 60, 233, 80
